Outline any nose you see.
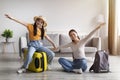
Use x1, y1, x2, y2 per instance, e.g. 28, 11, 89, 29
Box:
70, 34, 75, 39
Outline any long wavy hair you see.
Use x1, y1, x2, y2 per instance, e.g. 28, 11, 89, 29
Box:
33, 20, 45, 40
69, 29, 80, 42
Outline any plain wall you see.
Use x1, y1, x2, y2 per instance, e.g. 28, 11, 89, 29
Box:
0, 0, 108, 53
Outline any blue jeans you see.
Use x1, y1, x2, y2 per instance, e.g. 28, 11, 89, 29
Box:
58, 57, 87, 72
23, 40, 55, 68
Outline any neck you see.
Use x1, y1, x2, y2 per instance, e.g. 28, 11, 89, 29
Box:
73, 39, 80, 44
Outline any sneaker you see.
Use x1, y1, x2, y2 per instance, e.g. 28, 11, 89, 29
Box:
47, 65, 52, 70
17, 68, 26, 74
72, 69, 83, 74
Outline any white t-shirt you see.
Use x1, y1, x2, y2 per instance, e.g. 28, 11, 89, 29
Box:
59, 38, 87, 59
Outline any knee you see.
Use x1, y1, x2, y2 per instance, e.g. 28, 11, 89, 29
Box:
45, 49, 55, 57
46, 51, 55, 61
52, 51, 55, 57
49, 51, 55, 57
58, 57, 64, 64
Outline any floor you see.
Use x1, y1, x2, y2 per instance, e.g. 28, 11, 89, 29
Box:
0, 53, 120, 80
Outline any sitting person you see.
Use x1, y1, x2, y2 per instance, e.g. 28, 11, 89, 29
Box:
57, 23, 105, 74
5, 14, 56, 74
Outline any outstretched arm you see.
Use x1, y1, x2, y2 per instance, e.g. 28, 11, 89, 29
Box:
5, 14, 28, 27
45, 35, 57, 49
56, 42, 71, 51
83, 23, 105, 43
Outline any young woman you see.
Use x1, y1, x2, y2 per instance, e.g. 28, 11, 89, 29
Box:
5, 14, 56, 74
57, 23, 104, 74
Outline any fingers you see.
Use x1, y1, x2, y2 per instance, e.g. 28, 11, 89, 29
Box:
4, 14, 12, 19
5, 14, 9, 17
50, 47, 58, 52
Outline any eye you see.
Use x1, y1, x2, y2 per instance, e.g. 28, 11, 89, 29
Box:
41, 21, 44, 24
39, 19, 43, 23
69, 32, 73, 36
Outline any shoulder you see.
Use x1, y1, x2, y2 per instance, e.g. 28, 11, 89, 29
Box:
27, 24, 33, 29
27, 24, 33, 27
68, 42, 73, 46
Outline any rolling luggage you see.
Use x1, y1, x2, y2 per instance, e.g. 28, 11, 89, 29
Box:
23, 48, 48, 72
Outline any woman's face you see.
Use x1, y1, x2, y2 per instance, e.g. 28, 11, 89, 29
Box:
36, 19, 44, 28
69, 31, 78, 41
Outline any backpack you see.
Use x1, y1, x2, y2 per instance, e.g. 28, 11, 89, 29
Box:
89, 50, 109, 73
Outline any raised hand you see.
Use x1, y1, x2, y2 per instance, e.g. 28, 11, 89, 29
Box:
5, 14, 12, 19
4, 14, 28, 27
50, 47, 58, 52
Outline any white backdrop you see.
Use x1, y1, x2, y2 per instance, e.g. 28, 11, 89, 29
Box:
0, 0, 108, 53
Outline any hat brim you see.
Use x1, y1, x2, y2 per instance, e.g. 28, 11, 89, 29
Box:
34, 16, 47, 27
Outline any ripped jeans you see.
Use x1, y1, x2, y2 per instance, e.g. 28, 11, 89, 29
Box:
23, 40, 55, 68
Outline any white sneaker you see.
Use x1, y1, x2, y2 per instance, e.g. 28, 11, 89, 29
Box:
72, 69, 83, 74
47, 65, 52, 70
17, 68, 26, 74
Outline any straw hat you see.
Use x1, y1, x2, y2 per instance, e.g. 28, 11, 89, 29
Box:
34, 16, 47, 27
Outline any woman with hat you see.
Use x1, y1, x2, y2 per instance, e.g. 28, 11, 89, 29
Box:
5, 14, 56, 74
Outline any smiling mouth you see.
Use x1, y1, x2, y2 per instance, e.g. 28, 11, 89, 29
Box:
37, 25, 42, 28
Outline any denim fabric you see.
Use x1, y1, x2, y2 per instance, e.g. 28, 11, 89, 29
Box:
23, 40, 55, 68
58, 57, 87, 72
58, 58, 73, 72
73, 59, 87, 72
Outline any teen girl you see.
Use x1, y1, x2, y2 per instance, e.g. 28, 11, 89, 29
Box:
5, 14, 56, 73
57, 23, 104, 74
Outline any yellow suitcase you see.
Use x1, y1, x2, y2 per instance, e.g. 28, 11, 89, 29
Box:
23, 48, 48, 72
